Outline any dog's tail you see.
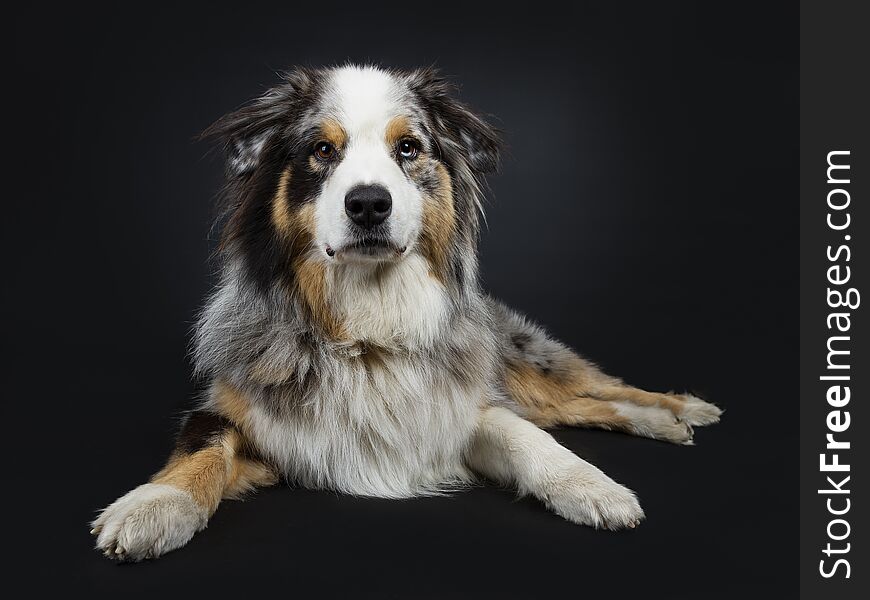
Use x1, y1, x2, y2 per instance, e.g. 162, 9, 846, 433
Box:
488, 298, 720, 443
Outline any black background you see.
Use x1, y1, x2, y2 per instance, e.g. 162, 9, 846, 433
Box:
12, 2, 797, 597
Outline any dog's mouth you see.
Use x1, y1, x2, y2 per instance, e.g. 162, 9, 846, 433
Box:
325, 238, 407, 260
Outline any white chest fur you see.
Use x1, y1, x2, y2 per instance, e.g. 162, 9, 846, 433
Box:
218, 254, 483, 498
239, 351, 482, 498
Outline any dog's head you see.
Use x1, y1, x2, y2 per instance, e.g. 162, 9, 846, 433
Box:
206, 65, 500, 297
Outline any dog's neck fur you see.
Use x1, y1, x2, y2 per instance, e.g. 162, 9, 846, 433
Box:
193, 254, 464, 385
325, 254, 451, 350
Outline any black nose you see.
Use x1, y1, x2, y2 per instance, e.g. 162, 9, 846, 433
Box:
344, 184, 392, 230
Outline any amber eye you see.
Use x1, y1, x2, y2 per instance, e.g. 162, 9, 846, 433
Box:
314, 141, 335, 161
398, 139, 418, 160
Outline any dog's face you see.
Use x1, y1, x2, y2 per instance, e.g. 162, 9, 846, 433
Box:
312, 68, 433, 263
209, 65, 500, 292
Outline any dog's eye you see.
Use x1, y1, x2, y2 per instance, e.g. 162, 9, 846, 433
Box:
314, 141, 335, 161
398, 139, 418, 161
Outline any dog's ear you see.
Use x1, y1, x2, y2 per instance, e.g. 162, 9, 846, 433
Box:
408, 68, 501, 174
201, 68, 314, 177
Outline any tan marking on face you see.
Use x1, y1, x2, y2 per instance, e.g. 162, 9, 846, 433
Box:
418, 163, 456, 282
271, 167, 293, 234
288, 202, 317, 247
384, 115, 412, 147
270, 174, 346, 342
321, 118, 347, 148
273, 190, 318, 260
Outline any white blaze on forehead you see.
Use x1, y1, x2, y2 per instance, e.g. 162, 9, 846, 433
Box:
327, 66, 403, 138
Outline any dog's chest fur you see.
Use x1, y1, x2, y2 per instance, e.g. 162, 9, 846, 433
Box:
241, 352, 483, 497
198, 257, 490, 498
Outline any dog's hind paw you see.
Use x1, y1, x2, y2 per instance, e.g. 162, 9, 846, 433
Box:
678, 395, 723, 427
612, 402, 695, 445
91, 483, 206, 562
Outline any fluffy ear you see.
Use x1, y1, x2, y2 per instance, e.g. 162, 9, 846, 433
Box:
225, 128, 276, 176
201, 68, 314, 177
408, 68, 501, 174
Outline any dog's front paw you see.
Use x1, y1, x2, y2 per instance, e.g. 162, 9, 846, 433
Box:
91, 483, 206, 562
546, 470, 645, 530
679, 395, 723, 427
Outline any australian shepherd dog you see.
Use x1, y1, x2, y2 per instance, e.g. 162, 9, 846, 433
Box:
92, 65, 721, 561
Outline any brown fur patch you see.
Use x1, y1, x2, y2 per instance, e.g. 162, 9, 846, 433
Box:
225, 454, 278, 498
152, 444, 230, 513
212, 380, 254, 428
291, 203, 317, 246
269, 167, 346, 341
293, 254, 346, 340
271, 167, 294, 234
321, 118, 347, 148
272, 170, 318, 250
418, 163, 456, 282
209, 384, 278, 494
222, 429, 279, 498
384, 115, 412, 147
152, 386, 277, 513
505, 361, 629, 429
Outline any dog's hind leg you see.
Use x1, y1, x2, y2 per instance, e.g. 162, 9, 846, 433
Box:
503, 359, 699, 444
590, 384, 723, 428
490, 298, 721, 444
91, 389, 277, 561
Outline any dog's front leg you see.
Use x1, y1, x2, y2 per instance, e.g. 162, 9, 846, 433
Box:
466, 406, 644, 529
91, 409, 276, 561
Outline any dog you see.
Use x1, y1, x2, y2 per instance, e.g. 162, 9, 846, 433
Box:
91, 64, 721, 561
